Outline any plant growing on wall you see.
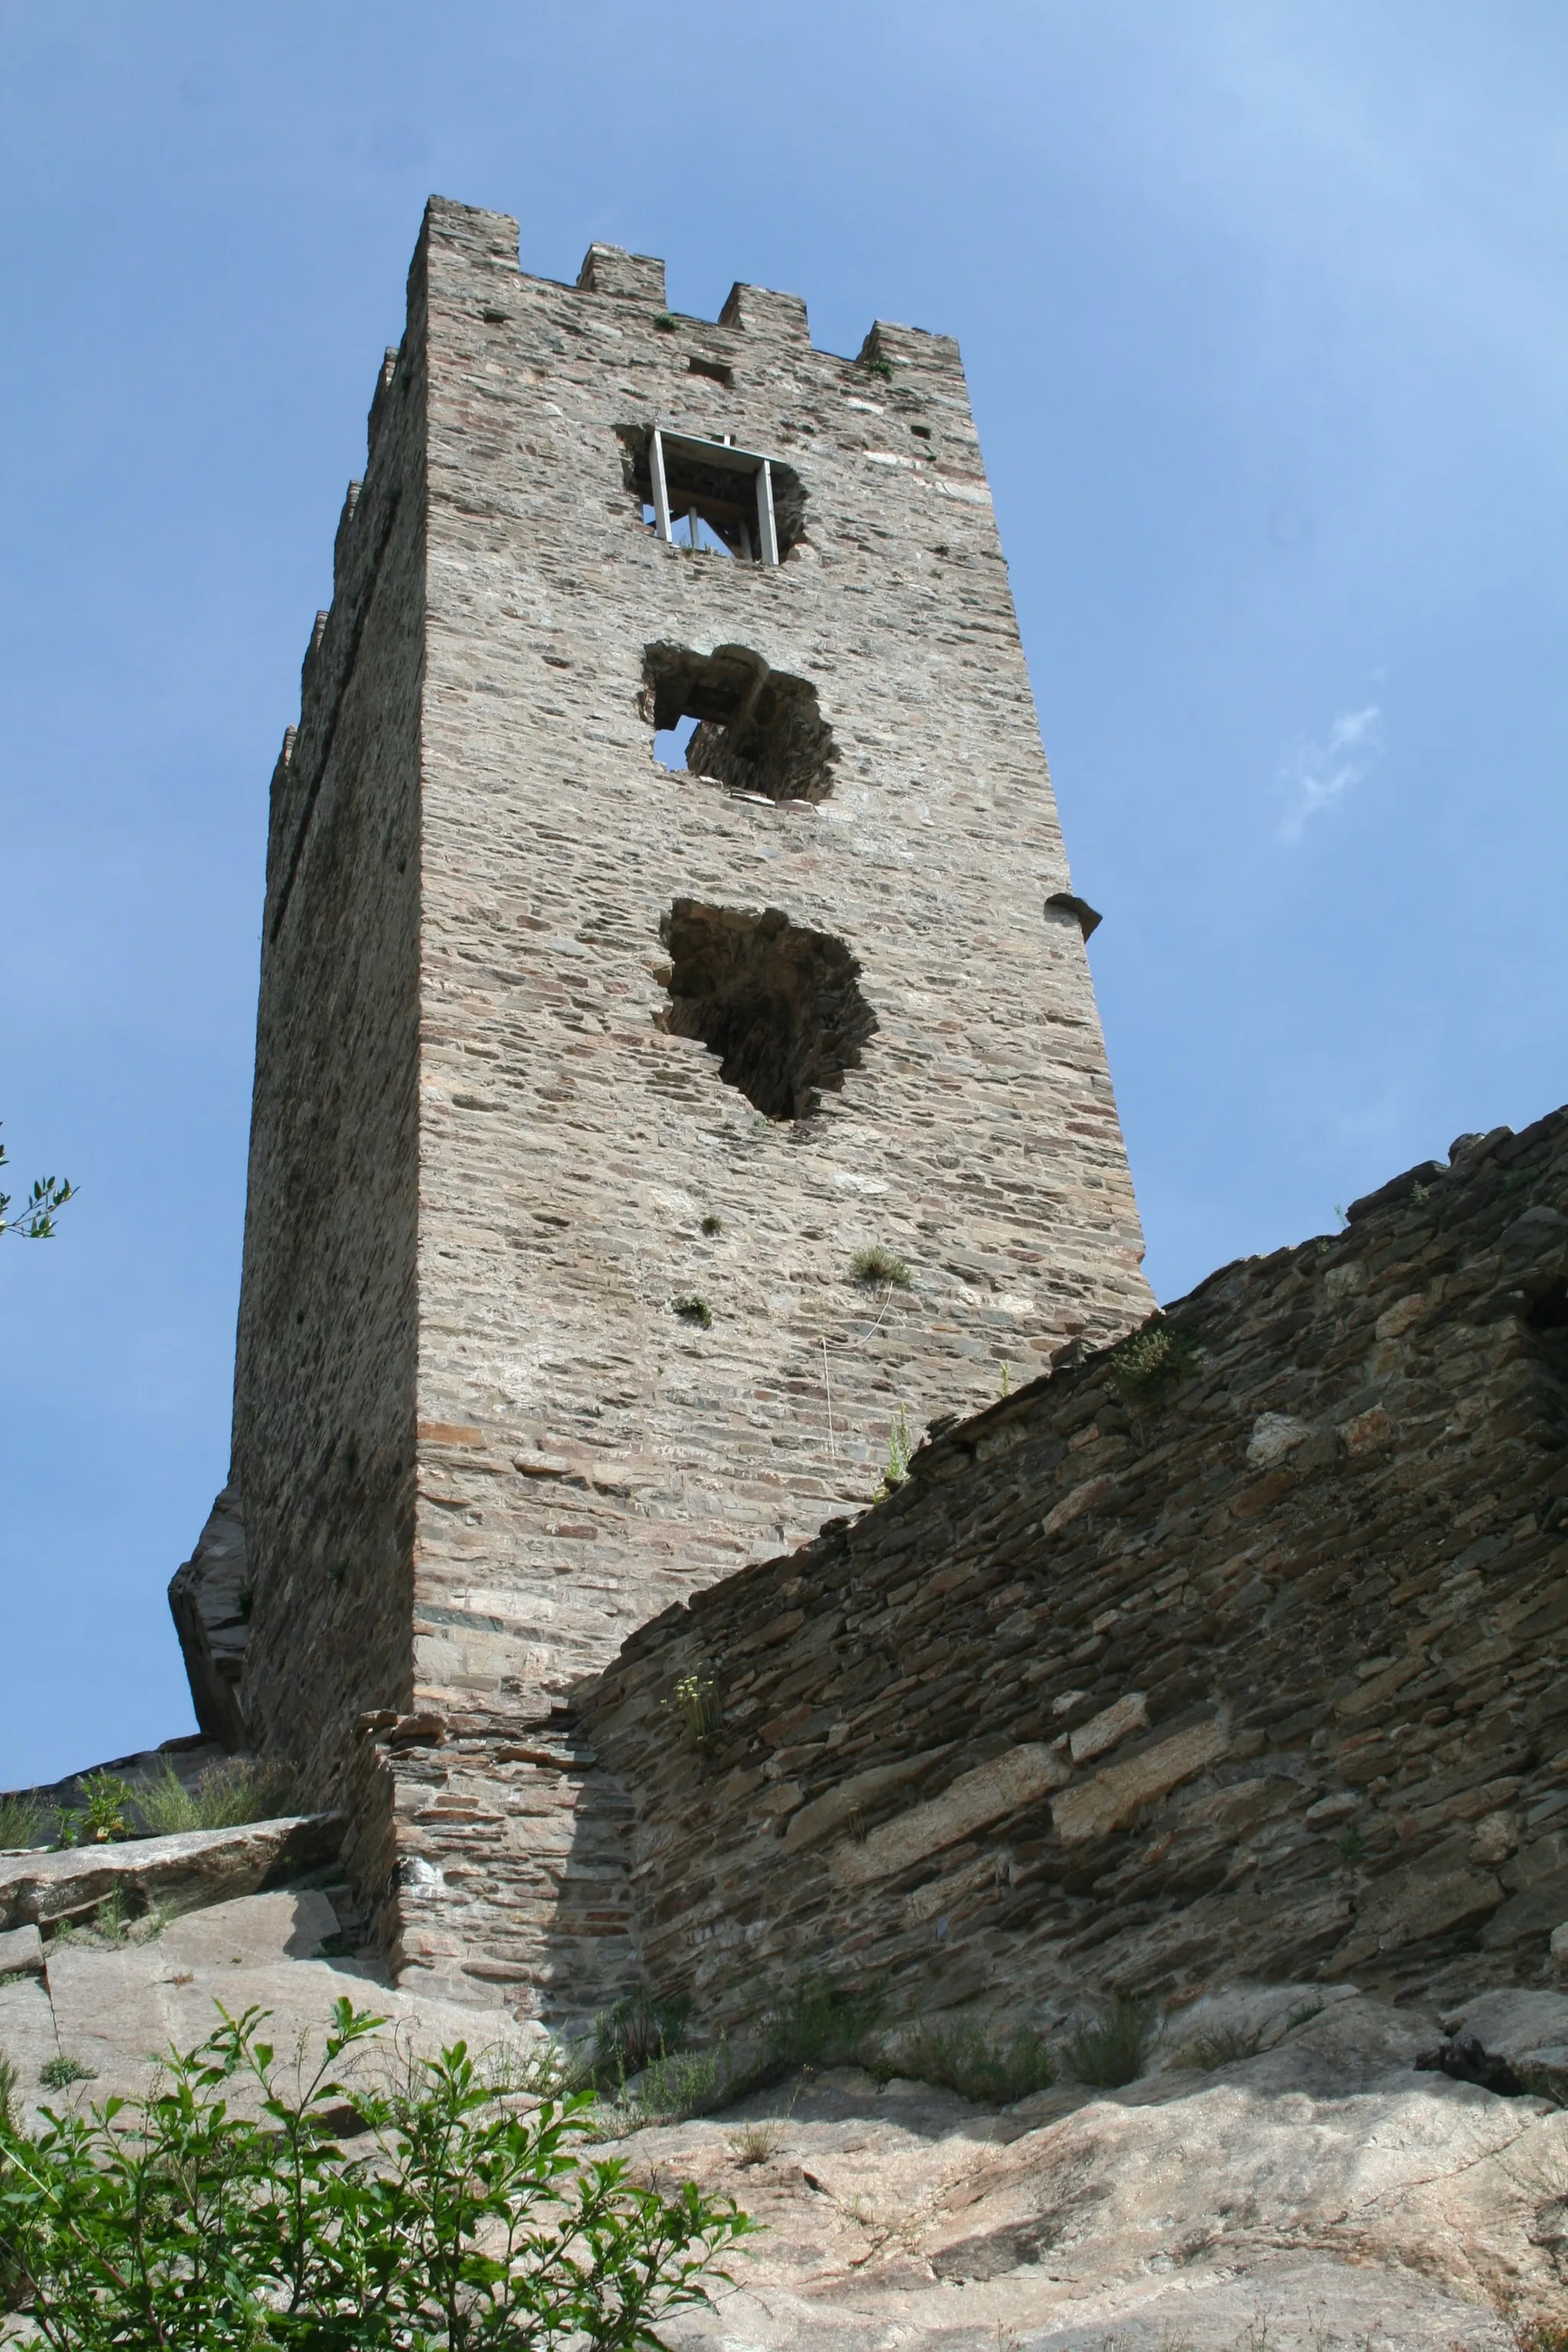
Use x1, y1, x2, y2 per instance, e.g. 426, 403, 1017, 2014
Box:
850, 1245, 910, 1289
666, 1671, 721, 1749
876, 1405, 913, 1498
1107, 1318, 1198, 1405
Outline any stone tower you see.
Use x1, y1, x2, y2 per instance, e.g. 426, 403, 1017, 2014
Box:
203, 196, 1149, 2011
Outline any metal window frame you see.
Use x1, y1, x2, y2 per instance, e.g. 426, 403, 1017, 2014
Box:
649, 426, 779, 567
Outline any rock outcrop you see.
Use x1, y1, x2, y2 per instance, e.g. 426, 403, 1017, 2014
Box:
166, 1480, 250, 1750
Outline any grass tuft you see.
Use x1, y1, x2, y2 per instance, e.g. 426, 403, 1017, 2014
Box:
132, 1757, 298, 1837
0, 1793, 45, 1851
875, 1404, 913, 1499
1063, 1998, 1155, 2089
902, 2018, 1055, 2105
1176, 2022, 1265, 2072
751, 1975, 884, 2085
671, 1292, 712, 1329
39, 2054, 97, 2090
728, 2118, 782, 2166
850, 1244, 910, 1289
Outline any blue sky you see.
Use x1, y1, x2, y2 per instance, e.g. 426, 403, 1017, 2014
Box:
3, 2, 1566, 1788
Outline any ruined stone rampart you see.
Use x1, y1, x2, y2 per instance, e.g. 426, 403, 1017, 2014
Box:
576, 1111, 1568, 2032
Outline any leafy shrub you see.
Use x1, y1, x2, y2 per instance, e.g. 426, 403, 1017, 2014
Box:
132, 1756, 297, 1837
672, 1292, 712, 1329
0, 2000, 749, 2345
1063, 1999, 1155, 2088
0, 1796, 44, 1852
902, 2019, 1056, 2105
850, 1244, 910, 1289
54, 1772, 132, 1849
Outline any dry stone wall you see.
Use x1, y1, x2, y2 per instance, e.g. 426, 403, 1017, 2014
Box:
575, 1108, 1568, 2037
225, 196, 1151, 2007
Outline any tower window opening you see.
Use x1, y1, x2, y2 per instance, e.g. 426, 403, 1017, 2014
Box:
619, 426, 805, 563
643, 642, 838, 803
658, 900, 876, 1122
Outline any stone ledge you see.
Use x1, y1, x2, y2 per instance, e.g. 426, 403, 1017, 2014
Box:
0, 1815, 343, 1930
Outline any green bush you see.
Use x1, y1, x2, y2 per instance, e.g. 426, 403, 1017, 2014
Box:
1063, 1998, 1155, 2089
0, 1999, 750, 2347
902, 2019, 1056, 2105
54, 1772, 132, 1849
132, 1756, 297, 1837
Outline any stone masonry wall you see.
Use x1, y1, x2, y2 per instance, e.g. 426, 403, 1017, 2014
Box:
227, 197, 1152, 2011
229, 253, 430, 1831
573, 1108, 1568, 2038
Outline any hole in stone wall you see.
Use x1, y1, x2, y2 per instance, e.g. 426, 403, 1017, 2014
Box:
1527, 1279, 1568, 1332
642, 642, 838, 803
658, 900, 876, 1122
616, 426, 807, 560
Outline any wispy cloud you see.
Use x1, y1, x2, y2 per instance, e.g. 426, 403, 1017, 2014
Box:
1278, 704, 1383, 844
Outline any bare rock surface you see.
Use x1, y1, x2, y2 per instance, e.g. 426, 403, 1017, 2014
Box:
167, 1480, 250, 1749
5, 1832, 1566, 2348
608, 1994, 1566, 2351
33, 1889, 550, 2118
0, 1974, 60, 2132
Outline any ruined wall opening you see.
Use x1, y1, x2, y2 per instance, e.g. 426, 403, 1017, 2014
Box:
658, 900, 876, 1122
642, 642, 838, 804
616, 426, 806, 561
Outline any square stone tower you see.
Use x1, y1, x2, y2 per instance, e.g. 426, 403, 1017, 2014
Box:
219, 197, 1149, 2010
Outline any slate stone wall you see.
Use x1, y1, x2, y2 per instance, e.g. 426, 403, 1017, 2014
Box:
230, 259, 429, 1818
577, 1110, 1568, 2033
228, 197, 1148, 2007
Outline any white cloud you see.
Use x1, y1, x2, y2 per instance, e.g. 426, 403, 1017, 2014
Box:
1278, 704, 1383, 844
